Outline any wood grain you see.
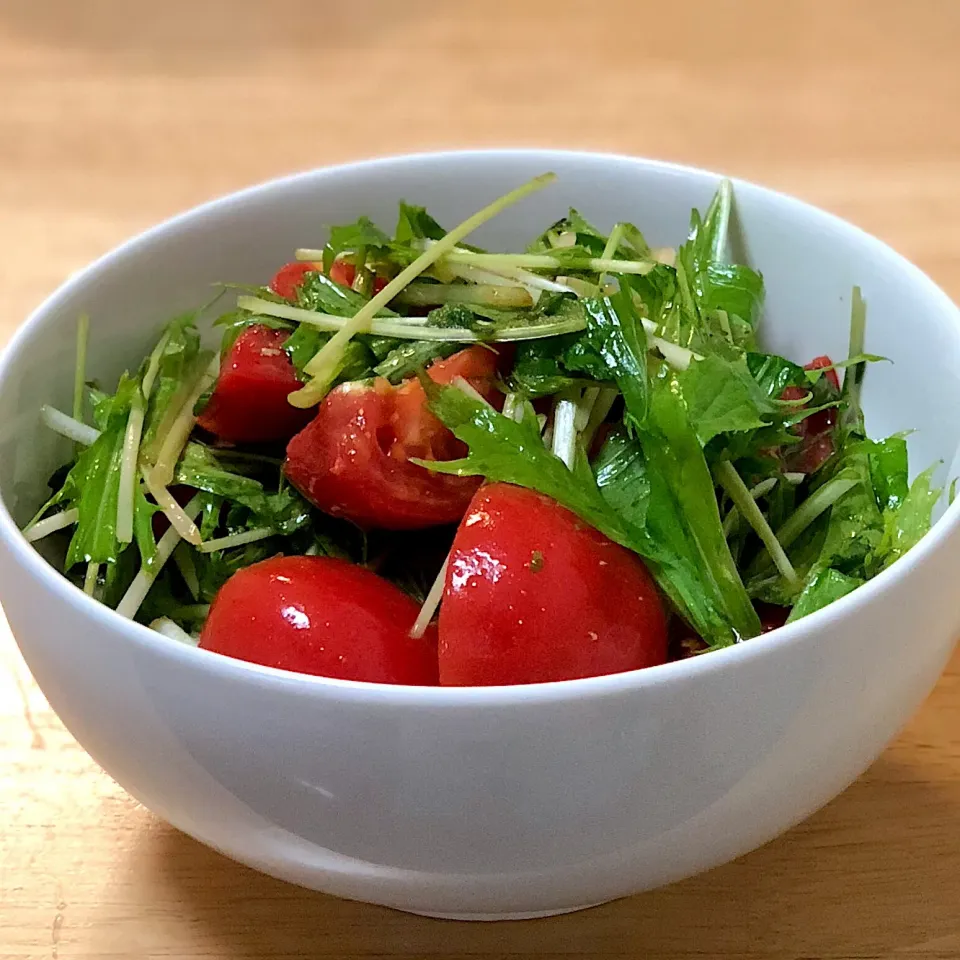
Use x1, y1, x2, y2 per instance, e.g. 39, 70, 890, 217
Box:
1, 2, 959, 957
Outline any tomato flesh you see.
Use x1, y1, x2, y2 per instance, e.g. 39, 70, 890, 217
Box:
437, 483, 668, 685
199, 556, 439, 684
285, 346, 502, 529
197, 324, 312, 444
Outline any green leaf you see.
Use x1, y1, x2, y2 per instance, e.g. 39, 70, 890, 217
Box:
633, 371, 762, 642
419, 386, 632, 545
174, 442, 312, 535
867, 435, 909, 511
568, 292, 648, 425
65, 375, 138, 567
140, 316, 204, 452
746, 352, 806, 398
594, 429, 738, 645
680, 354, 782, 444
877, 463, 941, 568
786, 567, 863, 623
395, 202, 447, 243
373, 340, 459, 383
322, 216, 391, 272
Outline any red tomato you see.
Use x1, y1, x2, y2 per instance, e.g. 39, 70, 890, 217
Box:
805, 354, 841, 393
328, 258, 389, 294
270, 261, 316, 301
198, 325, 312, 444
285, 346, 503, 529
199, 556, 439, 684
437, 483, 668, 685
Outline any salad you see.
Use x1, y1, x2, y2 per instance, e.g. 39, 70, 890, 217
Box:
21, 174, 943, 686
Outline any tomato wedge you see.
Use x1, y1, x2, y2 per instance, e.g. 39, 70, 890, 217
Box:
438, 483, 668, 685
199, 556, 439, 684
197, 324, 312, 444
285, 346, 503, 529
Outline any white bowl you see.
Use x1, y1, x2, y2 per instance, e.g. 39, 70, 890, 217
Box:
1, 151, 959, 921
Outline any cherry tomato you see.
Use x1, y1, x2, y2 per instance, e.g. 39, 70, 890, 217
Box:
199, 556, 439, 684
197, 325, 312, 444
437, 483, 668, 685
270, 261, 316, 301
285, 346, 503, 530
328, 258, 389, 294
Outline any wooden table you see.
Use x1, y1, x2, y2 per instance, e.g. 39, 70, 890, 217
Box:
2, 2, 959, 957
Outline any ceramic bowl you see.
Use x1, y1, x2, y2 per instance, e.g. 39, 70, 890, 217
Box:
1, 151, 959, 920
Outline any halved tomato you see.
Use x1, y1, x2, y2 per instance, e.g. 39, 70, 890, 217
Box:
285, 346, 503, 529
197, 324, 312, 444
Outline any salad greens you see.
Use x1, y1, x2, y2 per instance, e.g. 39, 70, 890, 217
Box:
22, 173, 943, 654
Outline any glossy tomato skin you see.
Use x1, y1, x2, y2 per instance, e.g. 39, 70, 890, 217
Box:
197, 324, 312, 444
285, 346, 502, 530
438, 483, 668, 685
198, 556, 439, 684
270, 261, 316, 300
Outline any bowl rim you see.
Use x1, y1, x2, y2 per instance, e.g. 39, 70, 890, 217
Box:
2, 147, 959, 707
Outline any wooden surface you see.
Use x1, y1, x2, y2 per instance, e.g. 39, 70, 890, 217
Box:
2, 1, 960, 957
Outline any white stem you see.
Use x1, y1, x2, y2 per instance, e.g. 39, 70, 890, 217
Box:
116, 398, 145, 544
581, 387, 618, 451
237, 296, 585, 344
290, 173, 557, 405
83, 561, 99, 596
143, 471, 202, 546
23, 508, 79, 543
117, 497, 203, 619
551, 396, 579, 470
149, 356, 218, 488
439, 250, 657, 276
197, 526, 276, 554
150, 617, 200, 647
409, 555, 449, 639
716, 462, 798, 588
41, 406, 100, 446
451, 375, 494, 408
722, 476, 779, 536
502, 392, 525, 423
394, 283, 533, 309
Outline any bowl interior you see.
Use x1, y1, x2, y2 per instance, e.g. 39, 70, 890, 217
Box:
2, 151, 960, 531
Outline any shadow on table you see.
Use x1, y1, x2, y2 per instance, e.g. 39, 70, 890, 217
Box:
0, 0, 435, 72
136, 753, 960, 959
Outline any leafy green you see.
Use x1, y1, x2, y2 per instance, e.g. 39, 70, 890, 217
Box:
395, 202, 447, 243
876, 464, 941, 568
373, 340, 459, 383
680, 354, 784, 445
321, 216, 391, 273
65, 375, 137, 567
174, 442, 312, 535
786, 568, 863, 623
566, 292, 648, 425
631, 370, 762, 641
